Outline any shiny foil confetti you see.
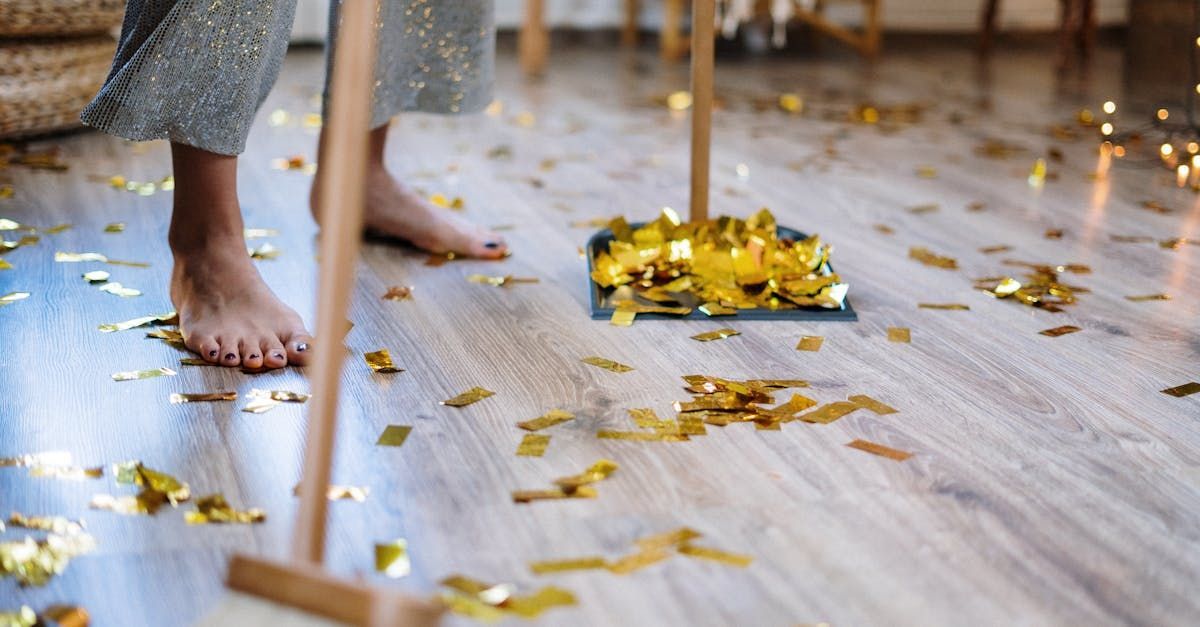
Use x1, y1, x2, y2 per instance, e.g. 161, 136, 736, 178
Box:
699, 302, 736, 316
111, 367, 176, 382
81, 270, 109, 283
146, 327, 184, 348
581, 356, 634, 373
0, 291, 29, 307
8, 513, 85, 536
243, 227, 279, 239
846, 439, 913, 461
184, 493, 265, 525
364, 349, 403, 373
848, 395, 899, 415
511, 486, 599, 503
529, 557, 609, 574
292, 485, 370, 502
909, 247, 958, 270
98, 311, 177, 333
241, 389, 310, 414
382, 286, 414, 301
0, 259, 11, 270
376, 425, 412, 447
796, 336, 823, 351
979, 245, 1012, 254
0, 451, 73, 468
27, 465, 103, 481
39, 605, 89, 627
440, 387, 495, 407
517, 409, 574, 431
797, 401, 863, 424
553, 460, 618, 492
677, 544, 754, 567
54, 252, 148, 267
375, 539, 410, 579
96, 282, 141, 298
608, 549, 671, 575
590, 209, 848, 313
1125, 294, 1170, 302
440, 576, 577, 621
103, 222, 125, 233
1160, 382, 1200, 398
597, 430, 689, 442
690, 328, 740, 342
168, 392, 236, 404
907, 203, 939, 214
516, 434, 551, 457
918, 303, 970, 310
429, 193, 465, 210
247, 243, 280, 260
1039, 325, 1081, 337
91, 461, 191, 516
467, 274, 539, 287
610, 310, 636, 326
887, 327, 911, 343
0, 529, 95, 587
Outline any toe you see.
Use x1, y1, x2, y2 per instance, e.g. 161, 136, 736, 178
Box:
217, 340, 241, 367
262, 338, 288, 369
285, 332, 314, 366
187, 334, 221, 364
240, 339, 264, 370
468, 233, 508, 260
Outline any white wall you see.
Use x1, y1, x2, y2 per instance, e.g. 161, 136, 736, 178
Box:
292, 0, 1130, 42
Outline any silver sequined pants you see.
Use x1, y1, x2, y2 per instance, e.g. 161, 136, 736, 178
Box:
81, 0, 494, 155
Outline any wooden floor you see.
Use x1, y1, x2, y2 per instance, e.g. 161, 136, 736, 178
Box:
2, 38, 1199, 626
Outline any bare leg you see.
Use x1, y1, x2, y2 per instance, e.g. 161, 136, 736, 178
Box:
310, 123, 509, 259
169, 143, 315, 369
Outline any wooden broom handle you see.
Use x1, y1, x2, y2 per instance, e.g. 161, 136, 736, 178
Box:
689, 0, 715, 223
292, 0, 379, 566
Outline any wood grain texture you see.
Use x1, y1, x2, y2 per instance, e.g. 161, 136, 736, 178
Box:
2, 39, 1199, 626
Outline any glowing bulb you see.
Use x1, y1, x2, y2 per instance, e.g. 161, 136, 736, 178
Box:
1100, 122, 1113, 135
1113, 145, 1126, 158
1190, 142, 1200, 154
1161, 143, 1174, 157
1157, 108, 1170, 121
1102, 101, 1116, 114
1196, 84, 1200, 95
1193, 155, 1200, 168
1196, 36, 1200, 47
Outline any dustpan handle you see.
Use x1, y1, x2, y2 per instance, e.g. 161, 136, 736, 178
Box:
689, 0, 715, 223
292, 0, 379, 566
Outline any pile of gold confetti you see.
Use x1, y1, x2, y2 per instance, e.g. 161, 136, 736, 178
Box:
589, 208, 847, 322
1, 513, 95, 587
974, 260, 1090, 312
440, 575, 577, 622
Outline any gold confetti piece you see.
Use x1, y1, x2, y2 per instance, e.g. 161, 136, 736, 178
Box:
698, 302, 737, 316
54, 252, 148, 267
241, 397, 281, 414
635, 527, 703, 551
553, 459, 618, 491
429, 193, 465, 210
517, 409, 574, 431
529, 557, 609, 574
613, 301, 693, 315
8, 513, 85, 536
96, 282, 141, 297
0, 185, 12, 199
597, 430, 689, 442
376, 425, 412, 447
293, 485, 370, 502
241, 389, 309, 414
0, 530, 95, 587
907, 203, 939, 214
778, 93, 804, 113
849, 394, 898, 415
440, 386, 495, 407
690, 328, 740, 342
581, 356, 634, 373
81, 270, 109, 283
382, 285, 413, 301
0, 607, 35, 626
796, 401, 863, 424
0, 451, 74, 468
440, 592, 506, 623
796, 336, 823, 351
677, 543, 754, 567
41, 224, 71, 234
364, 349, 403, 373
243, 227, 278, 239
918, 303, 970, 310
168, 392, 236, 404
375, 539, 410, 579
610, 310, 636, 326
887, 327, 911, 343
0, 291, 29, 307
909, 247, 958, 270
846, 439, 913, 461
516, 434, 551, 457
1039, 325, 1081, 337
97, 311, 177, 332
1125, 294, 1170, 302
874, 224, 895, 235
111, 367, 176, 382
628, 407, 669, 429
1160, 382, 1200, 397
27, 465, 103, 481
39, 605, 89, 627
608, 549, 671, 575
184, 493, 265, 525
1028, 158, 1047, 188
247, 242, 280, 260
0, 258, 10, 270
92, 461, 191, 516
179, 358, 210, 366
915, 165, 938, 178
145, 327, 184, 348
103, 223, 125, 233
979, 245, 1012, 254
512, 486, 598, 503
466, 274, 539, 287
1110, 234, 1155, 243
760, 393, 818, 420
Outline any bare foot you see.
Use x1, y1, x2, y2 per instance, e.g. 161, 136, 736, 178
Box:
312, 168, 509, 259
171, 241, 314, 369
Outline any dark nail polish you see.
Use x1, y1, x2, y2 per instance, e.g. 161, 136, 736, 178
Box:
484, 241, 500, 249
224, 353, 236, 360
209, 350, 218, 357
274, 353, 285, 359
249, 354, 259, 359
296, 343, 308, 352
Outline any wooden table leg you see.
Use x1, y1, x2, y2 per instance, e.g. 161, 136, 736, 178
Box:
662, 0, 687, 62
519, 0, 549, 76
623, 0, 640, 47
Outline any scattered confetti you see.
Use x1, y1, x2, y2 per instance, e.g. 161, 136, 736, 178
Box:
98, 312, 177, 333
909, 247, 958, 269
91, 461, 191, 516
97, 282, 141, 298
0, 291, 29, 307
55, 252, 148, 267
103, 222, 125, 233
364, 349, 403, 373
440, 387, 495, 407
918, 303, 970, 310
514, 460, 617, 503
690, 328, 739, 342
516, 434, 551, 457
111, 367, 176, 382
242, 389, 310, 414
467, 274, 538, 287
1039, 325, 1081, 337
440, 575, 576, 621
907, 203, 938, 214
517, 409, 574, 431
846, 439, 913, 461
168, 392, 236, 404
247, 243, 280, 260
978, 245, 1012, 254
581, 356, 634, 373
887, 327, 911, 343
796, 336, 823, 352
184, 493, 265, 525
1160, 382, 1200, 398
1125, 294, 1170, 302
375, 425, 413, 447
375, 539, 410, 579
382, 286, 413, 301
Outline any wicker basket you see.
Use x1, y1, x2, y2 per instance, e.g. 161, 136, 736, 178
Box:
0, 0, 125, 38
0, 36, 117, 139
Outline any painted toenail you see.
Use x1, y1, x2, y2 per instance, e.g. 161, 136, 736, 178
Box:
296, 343, 308, 352
484, 241, 500, 249
250, 354, 259, 359
209, 350, 218, 357
225, 353, 236, 360
274, 353, 284, 359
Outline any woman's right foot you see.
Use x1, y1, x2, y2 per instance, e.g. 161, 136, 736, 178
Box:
170, 239, 314, 370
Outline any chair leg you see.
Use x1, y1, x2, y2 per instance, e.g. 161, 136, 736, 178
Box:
662, 0, 688, 62
519, 0, 549, 75
979, 0, 1000, 54
863, 0, 881, 57
622, 0, 640, 47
